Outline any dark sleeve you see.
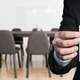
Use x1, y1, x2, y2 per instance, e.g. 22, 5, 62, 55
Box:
59, 0, 78, 31
48, 0, 78, 74
48, 47, 78, 74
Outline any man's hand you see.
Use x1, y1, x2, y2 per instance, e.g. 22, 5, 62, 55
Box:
53, 31, 80, 60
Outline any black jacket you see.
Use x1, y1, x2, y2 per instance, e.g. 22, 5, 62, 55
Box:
48, 0, 80, 76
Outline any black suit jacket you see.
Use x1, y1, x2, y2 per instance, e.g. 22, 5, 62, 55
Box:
48, 0, 80, 76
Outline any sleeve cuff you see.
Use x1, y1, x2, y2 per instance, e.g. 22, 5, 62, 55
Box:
54, 51, 72, 67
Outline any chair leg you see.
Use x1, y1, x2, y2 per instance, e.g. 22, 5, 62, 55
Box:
45, 54, 51, 77
30, 54, 32, 65
26, 54, 29, 78
10, 54, 12, 66
17, 53, 21, 68
5, 54, 7, 63
47, 63, 51, 77
13, 54, 17, 78
60, 75, 63, 77
5, 54, 7, 69
45, 54, 48, 67
21, 44, 24, 63
0, 54, 2, 68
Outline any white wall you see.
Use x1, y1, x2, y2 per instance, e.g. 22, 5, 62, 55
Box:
0, 0, 63, 30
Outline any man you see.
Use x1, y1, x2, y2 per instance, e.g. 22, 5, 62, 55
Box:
48, 0, 80, 80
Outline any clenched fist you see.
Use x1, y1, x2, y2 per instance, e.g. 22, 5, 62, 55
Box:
53, 31, 80, 60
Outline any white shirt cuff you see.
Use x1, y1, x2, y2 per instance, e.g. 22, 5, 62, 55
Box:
54, 51, 72, 67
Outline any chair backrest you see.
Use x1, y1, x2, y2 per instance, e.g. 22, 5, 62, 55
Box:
27, 30, 49, 54
12, 28, 23, 43
12, 28, 21, 31
32, 28, 38, 31
0, 30, 15, 54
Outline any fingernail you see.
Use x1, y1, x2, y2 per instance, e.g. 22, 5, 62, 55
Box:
75, 52, 77, 56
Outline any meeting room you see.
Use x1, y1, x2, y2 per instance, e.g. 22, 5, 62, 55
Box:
0, 0, 79, 80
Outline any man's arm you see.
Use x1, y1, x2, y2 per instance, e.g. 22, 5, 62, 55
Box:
48, 47, 78, 74
48, 0, 78, 74
59, 0, 78, 31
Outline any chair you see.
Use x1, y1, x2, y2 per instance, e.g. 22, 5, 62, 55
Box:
0, 30, 20, 78
12, 28, 24, 63
29, 28, 38, 64
26, 30, 51, 78
32, 28, 38, 31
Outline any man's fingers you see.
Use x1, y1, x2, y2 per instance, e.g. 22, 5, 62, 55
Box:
53, 31, 79, 60
54, 46, 78, 56
53, 37, 80, 47
55, 31, 80, 39
61, 52, 77, 60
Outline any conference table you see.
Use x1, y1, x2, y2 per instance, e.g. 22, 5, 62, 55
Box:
0, 30, 56, 68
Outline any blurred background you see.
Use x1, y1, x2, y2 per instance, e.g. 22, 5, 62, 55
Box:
0, 0, 76, 80
0, 0, 63, 30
